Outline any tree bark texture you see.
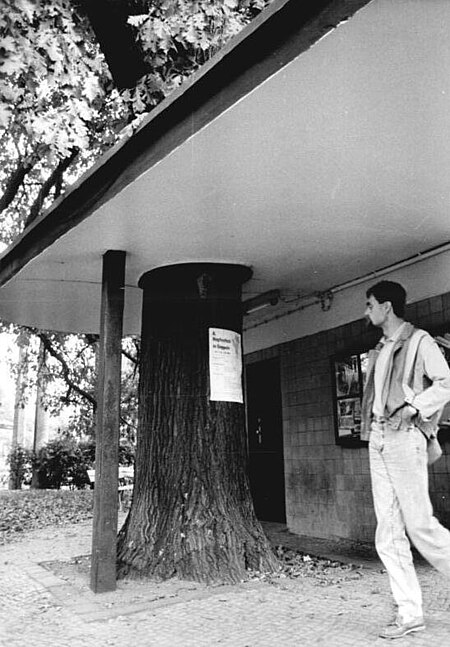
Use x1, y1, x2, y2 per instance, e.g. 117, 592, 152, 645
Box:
117, 263, 279, 583
90, 250, 125, 593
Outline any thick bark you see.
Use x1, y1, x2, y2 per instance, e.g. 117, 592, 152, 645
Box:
117, 263, 279, 583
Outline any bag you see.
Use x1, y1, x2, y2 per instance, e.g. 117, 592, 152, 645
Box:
426, 435, 443, 465
402, 330, 443, 465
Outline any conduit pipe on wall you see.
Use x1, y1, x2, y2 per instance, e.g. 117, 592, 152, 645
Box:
245, 240, 450, 331
329, 241, 450, 298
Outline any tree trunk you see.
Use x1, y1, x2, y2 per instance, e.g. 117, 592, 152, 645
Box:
117, 263, 279, 583
9, 335, 29, 490
31, 340, 50, 489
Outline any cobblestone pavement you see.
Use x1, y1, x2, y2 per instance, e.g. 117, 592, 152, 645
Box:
1, 519, 450, 646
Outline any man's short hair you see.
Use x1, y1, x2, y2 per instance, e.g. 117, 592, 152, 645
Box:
366, 280, 407, 318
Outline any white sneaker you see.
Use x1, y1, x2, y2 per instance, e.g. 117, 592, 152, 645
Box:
379, 616, 425, 640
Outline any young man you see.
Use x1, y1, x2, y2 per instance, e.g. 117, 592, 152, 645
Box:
361, 280, 450, 639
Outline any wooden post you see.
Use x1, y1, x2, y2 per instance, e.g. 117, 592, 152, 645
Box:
90, 250, 126, 593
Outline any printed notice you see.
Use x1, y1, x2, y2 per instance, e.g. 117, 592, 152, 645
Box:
209, 328, 243, 403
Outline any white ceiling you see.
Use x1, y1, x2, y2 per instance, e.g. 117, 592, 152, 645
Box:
1, 0, 450, 334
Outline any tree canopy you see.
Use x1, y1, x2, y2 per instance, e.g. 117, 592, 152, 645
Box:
0, 0, 270, 240
0, 0, 271, 437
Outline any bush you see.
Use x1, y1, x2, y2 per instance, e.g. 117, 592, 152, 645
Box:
7, 435, 135, 490
6, 445, 33, 489
118, 441, 135, 466
68, 439, 96, 489
32, 437, 93, 489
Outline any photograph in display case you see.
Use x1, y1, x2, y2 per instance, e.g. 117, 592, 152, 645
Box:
333, 352, 368, 445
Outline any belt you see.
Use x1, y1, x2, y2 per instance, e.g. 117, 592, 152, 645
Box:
372, 413, 406, 430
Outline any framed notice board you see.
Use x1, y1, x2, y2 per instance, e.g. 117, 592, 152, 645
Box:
332, 351, 369, 446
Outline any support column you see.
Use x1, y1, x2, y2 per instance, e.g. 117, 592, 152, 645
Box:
90, 250, 126, 593
117, 263, 278, 583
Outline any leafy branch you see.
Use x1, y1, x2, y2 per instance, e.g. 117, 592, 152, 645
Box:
33, 330, 97, 412
0, 156, 35, 215
24, 148, 80, 227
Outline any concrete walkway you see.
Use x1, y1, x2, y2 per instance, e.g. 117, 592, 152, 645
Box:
1, 518, 450, 646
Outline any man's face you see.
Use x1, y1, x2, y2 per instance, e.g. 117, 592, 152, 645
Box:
365, 294, 389, 328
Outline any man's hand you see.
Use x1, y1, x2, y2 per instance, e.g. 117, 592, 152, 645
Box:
402, 404, 419, 422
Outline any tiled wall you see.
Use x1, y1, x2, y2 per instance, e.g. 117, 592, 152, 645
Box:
245, 292, 450, 542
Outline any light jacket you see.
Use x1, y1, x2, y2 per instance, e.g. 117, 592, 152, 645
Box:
360, 322, 450, 441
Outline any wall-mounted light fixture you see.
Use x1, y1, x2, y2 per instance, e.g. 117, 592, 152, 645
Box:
243, 289, 280, 315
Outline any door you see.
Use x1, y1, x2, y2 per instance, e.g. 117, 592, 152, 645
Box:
246, 358, 286, 522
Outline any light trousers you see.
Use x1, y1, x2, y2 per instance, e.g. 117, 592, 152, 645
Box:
369, 420, 450, 621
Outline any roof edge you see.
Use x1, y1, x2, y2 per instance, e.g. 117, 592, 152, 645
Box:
0, 0, 373, 288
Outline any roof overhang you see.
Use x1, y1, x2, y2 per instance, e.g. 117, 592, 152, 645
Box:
2, 0, 450, 335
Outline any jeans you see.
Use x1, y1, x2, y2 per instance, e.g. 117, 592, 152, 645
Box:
369, 419, 450, 621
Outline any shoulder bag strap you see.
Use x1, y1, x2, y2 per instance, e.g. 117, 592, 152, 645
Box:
402, 329, 428, 400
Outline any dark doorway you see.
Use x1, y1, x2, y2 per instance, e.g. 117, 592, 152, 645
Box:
246, 358, 286, 523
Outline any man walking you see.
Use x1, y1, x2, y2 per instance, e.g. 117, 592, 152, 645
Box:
361, 280, 450, 639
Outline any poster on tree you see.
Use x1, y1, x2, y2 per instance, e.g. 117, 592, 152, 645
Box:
209, 328, 243, 403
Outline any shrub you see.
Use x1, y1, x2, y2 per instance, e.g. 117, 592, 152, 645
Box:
7, 435, 135, 490
32, 439, 72, 489
32, 437, 93, 489
6, 445, 33, 489
67, 439, 95, 489
118, 441, 135, 466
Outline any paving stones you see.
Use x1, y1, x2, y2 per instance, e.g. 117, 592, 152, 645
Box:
1, 519, 450, 646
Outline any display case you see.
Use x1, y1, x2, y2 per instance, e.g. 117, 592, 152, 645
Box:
332, 352, 368, 446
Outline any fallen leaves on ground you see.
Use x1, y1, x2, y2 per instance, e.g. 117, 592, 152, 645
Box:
250, 545, 362, 586
1, 491, 363, 587
0, 489, 93, 545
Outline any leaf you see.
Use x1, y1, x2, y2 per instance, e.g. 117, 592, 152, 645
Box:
127, 15, 148, 28
1, 36, 16, 53
83, 75, 101, 102
0, 104, 11, 128
0, 55, 23, 76
16, 0, 35, 21
0, 490, 94, 545
185, 24, 198, 45
131, 89, 146, 114
74, 100, 93, 122
46, 40, 62, 64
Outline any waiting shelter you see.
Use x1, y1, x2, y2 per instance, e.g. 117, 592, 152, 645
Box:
1, 0, 450, 590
